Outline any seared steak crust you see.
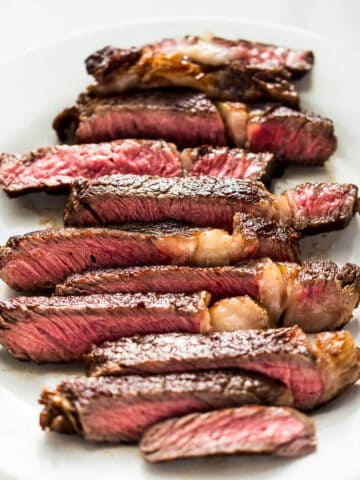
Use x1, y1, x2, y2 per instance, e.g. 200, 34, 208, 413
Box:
53, 90, 226, 147
85, 35, 314, 105
0, 292, 211, 363
64, 174, 358, 234
39, 371, 293, 442
0, 215, 300, 292
140, 406, 316, 461
55, 260, 360, 333
85, 327, 360, 410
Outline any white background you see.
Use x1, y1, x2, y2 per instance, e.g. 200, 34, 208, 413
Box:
0, 0, 358, 61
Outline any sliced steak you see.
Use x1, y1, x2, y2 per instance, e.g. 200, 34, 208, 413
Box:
218, 102, 337, 165
0, 140, 181, 197
182, 146, 275, 184
85, 327, 360, 410
0, 292, 211, 363
64, 174, 357, 234
246, 104, 337, 165
55, 259, 360, 333
85, 35, 314, 105
53, 90, 226, 147
0, 141, 276, 197
0, 215, 300, 292
39, 371, 293, 442
140, 406, 316, 462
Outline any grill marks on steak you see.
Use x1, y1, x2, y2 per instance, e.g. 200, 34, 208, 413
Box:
140, 406, 316, 462
0, 216, 300, 291
85, 35, 314, 106
85, 327, 360, 410
55, 259, 360, 333
53, 90, 226, 147
0, 140, 182, 196
64, 174, 357, 234
0, 141, 276, 197
0, 292, 211, 363
220, 103, 337, 165
39, 371, 293, 442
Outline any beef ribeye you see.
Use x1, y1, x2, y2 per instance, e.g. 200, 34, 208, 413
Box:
140, 406, 316, 462
85, 327, 360, 410
85, 35, 314, 105
39, 371, 293, 442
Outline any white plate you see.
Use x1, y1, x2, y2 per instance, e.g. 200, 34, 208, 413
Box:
0, 17, 359, 480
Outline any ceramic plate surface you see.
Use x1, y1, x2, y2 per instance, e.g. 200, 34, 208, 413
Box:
0, 17, 359, 480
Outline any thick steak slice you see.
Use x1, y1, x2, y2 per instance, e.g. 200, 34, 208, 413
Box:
63, 174, 285, 229
0, 216, 300, 292
39, 371, 293, 442
0, 140, 181, 197
218, 102, 337, 165
0, 292, 211, 363
53, 90, 226, 147
85, 327, 360, 410
140, 406, 316, 462
64, 174, 358, 234
182, 146, 275, 184
55, 259, 360, 333
85, 35, 313, 105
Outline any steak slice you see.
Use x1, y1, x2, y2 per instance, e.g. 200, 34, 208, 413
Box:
0, 139, 182, 197
85, 327, 360, 410
0, 141, 276, 197
39, 371, 293, 442
0, 215, 300, 292
64, 174, 358, 234
85, 35, 313, 105
140, 406, 316, 462
55, 259, 360, 333
182, 146, 275, 184
0, 292, 211, 363
53, 90, 226, 147
218, 102, 337, 165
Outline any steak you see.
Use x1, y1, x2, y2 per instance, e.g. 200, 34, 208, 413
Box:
140, 406, 316, 462
85, 327, 360, 410
64, 174, 358, 234
0, 140, 182, 196
0, 216, 300, 291
55, 259, 360, 333
219, 102, 337, 165
182, 146, 275, 183
54, 90, 336, 166
39, 371, 293, 442
0, 292, 211, 363
53, 90, 226, 147
85, 35, 314, 105
0, 141, 276, 197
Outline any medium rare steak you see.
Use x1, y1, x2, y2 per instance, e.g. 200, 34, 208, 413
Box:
39, 371, 293, 442
64, 174, 358, 234
85, 327, 360, 410
85, 35, 314, 105
0, 140, 182, 196
182, 146, 275, 183
0, 292, 211, 363
0, 141, 276, 197
54, 90, 336, 166
55, 259, 360, 332
140, 406, 316, 461
0, 216, 300, 291
53, 90, 226, 147
219, 102, 337, 165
